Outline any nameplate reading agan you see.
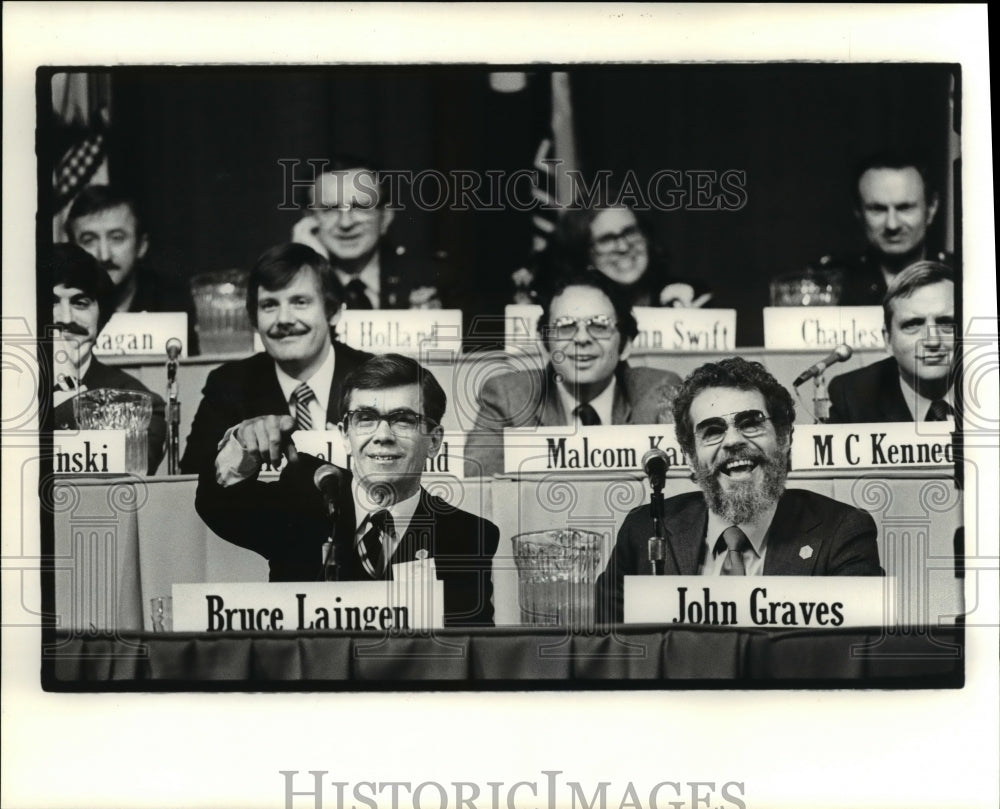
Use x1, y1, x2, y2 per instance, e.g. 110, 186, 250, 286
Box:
763, 306, 885, 350
92, 312, 189, 357
335, 309, 463, 354
503, 424, 686, 474
791, 421, 955, 470
53, 430, 127, 474
173, 581, 444, 632
624, 576, 887, 627
504, 304, 737, 352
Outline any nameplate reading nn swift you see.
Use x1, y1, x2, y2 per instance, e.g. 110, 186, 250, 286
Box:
763, 306, 885, 350
172, 582, 444, 632
624, 577, 887, 628
503, 424, 686, 474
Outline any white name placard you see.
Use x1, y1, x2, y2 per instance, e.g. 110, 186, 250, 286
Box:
632, 306, 737, 352
504, 304, 737, 353
791, 421, 955, 470
335, 309, 463, 354
173, 580, 444, 632
624, 576, 887, 627
92, 312, 189, 357
53, 430, 127, 473
259, 430, 466, 478
503, 424, 686, 474
763, 306, 885, 350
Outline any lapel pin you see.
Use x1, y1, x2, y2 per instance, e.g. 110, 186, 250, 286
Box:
415, 549, 429, 561
799, 545, 814, 560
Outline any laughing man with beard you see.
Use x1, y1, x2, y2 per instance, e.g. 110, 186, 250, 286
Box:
594, 356, 882, 624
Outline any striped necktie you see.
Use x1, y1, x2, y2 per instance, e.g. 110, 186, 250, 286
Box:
291, 382, 317, 430
357, 509, 394, 578
925, 399, 954, 422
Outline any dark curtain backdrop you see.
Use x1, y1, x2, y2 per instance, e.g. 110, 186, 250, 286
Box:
74, 65, 954, 346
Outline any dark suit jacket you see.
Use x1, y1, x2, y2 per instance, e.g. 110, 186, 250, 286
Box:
594, 489, 883, 623
126, 262, 200, 355
195, 455, 499, 627
463, 363, 681, 477
179, 341, 372, 475
53, 357, 167, 475
828, 357, 915, 423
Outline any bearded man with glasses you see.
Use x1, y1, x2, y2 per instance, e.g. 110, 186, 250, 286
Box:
595, 356, 883, 624
464, 272, 683, 476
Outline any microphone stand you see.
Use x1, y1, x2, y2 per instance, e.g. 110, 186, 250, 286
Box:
321, 523, 339, 582
647, 477, 666, 575
165, 351, 181, 474
813, 372, 831, 424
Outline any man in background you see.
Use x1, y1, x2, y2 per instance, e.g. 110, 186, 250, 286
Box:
180, 242, 372, 477
464, 272, 682, 477
66, 184, 198, 352
812, 152, 951, 305
594, 356, 882, 623
828, 261, 956, 423
49, 242, 167, 474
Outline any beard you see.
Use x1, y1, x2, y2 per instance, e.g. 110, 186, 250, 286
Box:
692, 442, 789, 524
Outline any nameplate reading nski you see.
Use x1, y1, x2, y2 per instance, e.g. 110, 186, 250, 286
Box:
503, 424, 686, 474
92, 312, 189, 357
53, 430, 127, 474
503, 304, 736, 352
258, 430, 466, 478
335, 310, 462, 354
763, 306, 885, 350
173, 581, 444, 632
791, 421, 955, 470
624, 576, 886, 627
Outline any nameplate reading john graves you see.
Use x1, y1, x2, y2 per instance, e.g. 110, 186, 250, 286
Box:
624, 576, 886, 628
259, 430, 467, 478
335, 309, 463, 354
762, 306, 885, 350
173, 581, 444, 632
791, 421, 956, 470
52, 430, 127, 474
503, 424, 686, 474
92, 312, 189, 357
632, 307, 737, 352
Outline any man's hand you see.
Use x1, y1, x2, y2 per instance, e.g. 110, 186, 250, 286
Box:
234, 414, 299, 469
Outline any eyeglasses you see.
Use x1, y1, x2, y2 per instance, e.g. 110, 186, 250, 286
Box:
344, 408, 437, 436
591, 224, 645, 255
694, 409, 772, 445
548, 315, 618, 341
309, 202, 380, 221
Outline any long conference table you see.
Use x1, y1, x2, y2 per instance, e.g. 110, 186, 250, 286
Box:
46, 466, 964, 686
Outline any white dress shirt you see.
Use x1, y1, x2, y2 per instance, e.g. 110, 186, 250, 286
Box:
555, 376, 618, 426
352, 479, 421, 564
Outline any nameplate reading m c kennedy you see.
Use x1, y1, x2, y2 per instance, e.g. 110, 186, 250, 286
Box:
503, 424, 686, 474
172, 581, 444, 632
504, 304, 736, 353
791, 421, 955, 470
624, 576, 886, 627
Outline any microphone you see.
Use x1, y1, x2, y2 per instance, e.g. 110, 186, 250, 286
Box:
313, 463, 344, 516
642, 448, 670, 488
165, 338, 183, 360
793, 344, 853, 387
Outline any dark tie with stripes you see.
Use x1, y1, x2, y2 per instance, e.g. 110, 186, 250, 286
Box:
345, 278, 373, 310
575, 403, 601, 426
716, 526, 751, 575
925, 399, 954, 421
291, 382, 317, 430
357, 509, 393, 578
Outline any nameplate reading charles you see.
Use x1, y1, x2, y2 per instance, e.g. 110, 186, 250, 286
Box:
763, 306, 885, 350
53, 430, 127, 474
91, 312, 189, 357
624, 576, 887, 627
503, 304, 736, 352
335, 309, 462, 354
791, 421, 955, 470
172, 581, 444, 632
503, 424, 686, 474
